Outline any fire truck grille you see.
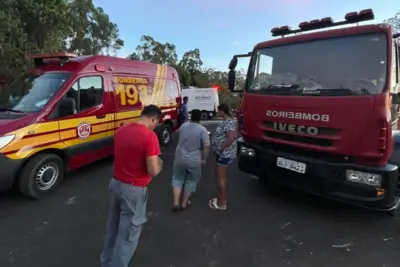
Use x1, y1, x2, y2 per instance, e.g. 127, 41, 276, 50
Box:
264, 131, 333, 146
262, 121, 339, 147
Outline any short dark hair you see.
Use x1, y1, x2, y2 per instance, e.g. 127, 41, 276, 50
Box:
183, 96, 188, 101
218, 103, 231, 117
191, 109, 201, 122
141, 104, 162, 118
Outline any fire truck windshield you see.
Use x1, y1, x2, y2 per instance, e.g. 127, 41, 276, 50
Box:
247, 32, 387, 96
0, 73, 70, 113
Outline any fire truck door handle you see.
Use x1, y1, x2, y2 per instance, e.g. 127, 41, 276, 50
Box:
96, 115, 106, 119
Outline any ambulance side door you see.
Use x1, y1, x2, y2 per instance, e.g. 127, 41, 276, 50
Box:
58, 74, 113, 168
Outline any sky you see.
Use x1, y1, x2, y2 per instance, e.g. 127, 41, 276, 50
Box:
93, 0, 399, 71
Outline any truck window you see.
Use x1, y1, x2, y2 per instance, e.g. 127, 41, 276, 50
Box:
0, 73, 70, 113
66, 76, 103, 112
248, 33, 388, 96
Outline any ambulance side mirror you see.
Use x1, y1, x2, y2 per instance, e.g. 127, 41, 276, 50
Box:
59, 97, 77, 117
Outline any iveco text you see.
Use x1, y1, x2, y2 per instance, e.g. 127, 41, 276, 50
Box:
272, 123, 319, 136
266, 110, 330, 122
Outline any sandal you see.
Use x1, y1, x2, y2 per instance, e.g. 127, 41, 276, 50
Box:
208, 198, 227, 210
171, 205, 181, 212
181, 200, 192, 210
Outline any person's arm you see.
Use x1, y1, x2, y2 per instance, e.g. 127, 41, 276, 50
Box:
145, 132, 162, 177
220, 121, 237, 152
201, 127, 211, 164
183, 105, 188, 121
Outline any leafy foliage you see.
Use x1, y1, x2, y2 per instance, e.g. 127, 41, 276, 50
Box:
385, 11, 400, 33
129, 35, 246, 108
0, 0, 124, 83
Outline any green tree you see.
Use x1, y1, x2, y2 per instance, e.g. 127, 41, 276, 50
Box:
129, 35, 178, 65
66, 0, 124, 55
179, 49, 203, 72
385, 11, 400, 32
127, 34, 243, 107
0, 0, 124, 82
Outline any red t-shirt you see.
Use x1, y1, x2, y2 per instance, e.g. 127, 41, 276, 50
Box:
113, 123, 160, 187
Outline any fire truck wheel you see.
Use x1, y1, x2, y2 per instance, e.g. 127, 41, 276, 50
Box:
200, 111, 209, 121
18, 153, 64, 199
159, 124, 172, 146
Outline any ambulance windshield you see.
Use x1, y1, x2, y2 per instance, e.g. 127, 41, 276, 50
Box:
0, 73, 70, 113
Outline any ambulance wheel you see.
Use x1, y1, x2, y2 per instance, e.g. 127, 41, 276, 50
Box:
159, 124, 172, 146
19, 153, 64, 199
200, 111, 209, 121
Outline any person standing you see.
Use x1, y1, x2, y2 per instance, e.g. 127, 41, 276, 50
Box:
178, 96, 189, 125
100, 105, 163, 267
209, 103, 237, 210
171, 109, 210, 211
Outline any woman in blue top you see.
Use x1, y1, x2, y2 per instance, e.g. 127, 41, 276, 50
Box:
209, 103, 237, 210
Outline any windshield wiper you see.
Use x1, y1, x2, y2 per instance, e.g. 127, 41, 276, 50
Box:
255, 84, 300, 94
0, 108, 25, 113
301, 88, 370, 96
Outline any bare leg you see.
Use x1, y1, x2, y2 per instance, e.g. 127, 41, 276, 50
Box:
172, 186, 182, 207
181, 189, 191, 208
215, 164, 228, 206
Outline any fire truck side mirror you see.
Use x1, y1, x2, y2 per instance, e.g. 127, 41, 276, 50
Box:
229, 56, 238, 70
228, 70, 236, 92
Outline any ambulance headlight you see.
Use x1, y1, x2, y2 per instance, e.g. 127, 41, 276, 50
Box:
0, 135, 15, 150
346, 170, 382, 187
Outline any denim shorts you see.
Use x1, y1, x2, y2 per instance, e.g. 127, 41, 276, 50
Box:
171, 163, 202, 193
216, 156, 234, 166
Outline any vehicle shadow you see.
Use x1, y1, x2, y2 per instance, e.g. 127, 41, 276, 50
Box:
245, 176, 394, 222
0, 157, 114, 208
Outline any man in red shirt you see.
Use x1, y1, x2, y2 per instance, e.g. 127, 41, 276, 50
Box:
100, 104, 163, 267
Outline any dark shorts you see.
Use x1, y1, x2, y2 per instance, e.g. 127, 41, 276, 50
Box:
216, 156, 234, 166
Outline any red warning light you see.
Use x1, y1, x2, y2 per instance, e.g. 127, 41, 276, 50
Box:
212, 84, 221, 91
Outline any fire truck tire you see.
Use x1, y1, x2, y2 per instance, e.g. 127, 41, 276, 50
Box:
18, 153, 64, 199
158, 124, 172, 147
200, 111, 209, 120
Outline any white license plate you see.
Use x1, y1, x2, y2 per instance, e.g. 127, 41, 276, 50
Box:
277, 157, 306, 174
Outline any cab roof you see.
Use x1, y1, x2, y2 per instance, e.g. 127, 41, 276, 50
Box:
254, 23, 392, 50
28, 54, 179, 79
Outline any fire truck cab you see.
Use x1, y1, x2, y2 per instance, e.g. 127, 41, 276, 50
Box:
0, 53, 181, 199
228, 9, 400, 215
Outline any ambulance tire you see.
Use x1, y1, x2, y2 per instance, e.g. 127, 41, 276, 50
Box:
200, 111, 209, 121
19, 154, 64, 199
159, 124, 172, 146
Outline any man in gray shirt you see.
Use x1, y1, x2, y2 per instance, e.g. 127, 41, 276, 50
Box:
171, 109, 210, 211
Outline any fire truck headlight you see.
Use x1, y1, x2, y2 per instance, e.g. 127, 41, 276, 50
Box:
240, 146, 255, 157
346, 170, 382, 187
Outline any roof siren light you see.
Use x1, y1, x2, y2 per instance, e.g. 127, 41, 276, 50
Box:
271, 26, 292, 36
345, 9, 374, 23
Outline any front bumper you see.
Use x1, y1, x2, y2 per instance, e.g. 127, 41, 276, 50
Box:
0, 153, 24, 191
237, 139, 400, 211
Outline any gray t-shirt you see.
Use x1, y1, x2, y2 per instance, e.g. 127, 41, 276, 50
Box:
175, 122, 210, 165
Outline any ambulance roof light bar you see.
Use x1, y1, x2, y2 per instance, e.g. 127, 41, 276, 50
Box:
28, 52, 77, 67
271, 8, 374, 37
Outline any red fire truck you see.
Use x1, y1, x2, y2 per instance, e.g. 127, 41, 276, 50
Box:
228, 9, 400, 215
